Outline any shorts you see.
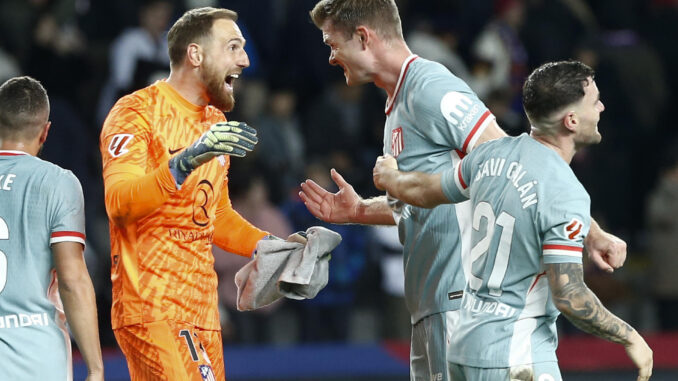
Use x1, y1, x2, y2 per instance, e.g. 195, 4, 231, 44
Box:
448, 361, 562, 381
114, 320, 225, 381
410, 310, 460, 381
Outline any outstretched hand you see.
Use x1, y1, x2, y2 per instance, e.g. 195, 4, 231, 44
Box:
169, 121, 258, 186
299, 169, 360, 224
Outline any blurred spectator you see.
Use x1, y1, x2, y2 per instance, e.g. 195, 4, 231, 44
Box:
283, 162, 368, 342
406, 20, 472, 84
645, 144, 678, 330
471, 0, 528, 106
520, 0, 597, 67
368, 226, 409, 341
305, 79, 376, 195
572, 33, 668, 237
96, 0, 173, 124
0, 46, 21, 83
254, 87, 306, 204
214, 170, 294, 344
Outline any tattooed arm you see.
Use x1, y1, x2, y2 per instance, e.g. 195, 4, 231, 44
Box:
546, 263, 653, 381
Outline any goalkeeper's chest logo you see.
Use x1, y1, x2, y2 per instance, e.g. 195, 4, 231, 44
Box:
391, 127, 404, 157
108, 134, 133, 157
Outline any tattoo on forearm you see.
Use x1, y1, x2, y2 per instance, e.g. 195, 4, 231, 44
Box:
547, 263, 633, 345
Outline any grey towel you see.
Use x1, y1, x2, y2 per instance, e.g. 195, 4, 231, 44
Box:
235, 226, 342, 311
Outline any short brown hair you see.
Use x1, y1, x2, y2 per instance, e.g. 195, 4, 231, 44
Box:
523, 60, 595, 127
0, 76, 49, 140
310, 0, 403, 40
167, 7, 238, 67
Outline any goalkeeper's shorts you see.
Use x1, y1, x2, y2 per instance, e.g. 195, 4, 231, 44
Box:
114, 320, 224, 381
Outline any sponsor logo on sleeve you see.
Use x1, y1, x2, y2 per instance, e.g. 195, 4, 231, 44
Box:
391, 127, 404, 157
441, 91, 480, 130
565, 218, 584, 240
108, 134, 133, 157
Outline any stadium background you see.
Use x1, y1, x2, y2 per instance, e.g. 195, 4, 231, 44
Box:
1, 0, 677, 379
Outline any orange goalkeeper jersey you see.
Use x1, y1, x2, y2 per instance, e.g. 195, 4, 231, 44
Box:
100, 80, 267, 330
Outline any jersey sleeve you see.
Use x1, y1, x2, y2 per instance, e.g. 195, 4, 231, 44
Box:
100, 95, 177, 225
440, 155, 472, 203
212, 174, 268, 257
49, 170, 86, 247
540, 189, 591, 265
412, 69, 495, 153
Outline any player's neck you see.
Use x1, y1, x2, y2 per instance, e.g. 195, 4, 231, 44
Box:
0, 140, 38, 156
530, 132, 576, 164
373, 40, 412, 98
166, 69, 209, 107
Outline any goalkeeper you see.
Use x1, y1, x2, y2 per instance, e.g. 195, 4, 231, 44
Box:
100, 7, 303, 381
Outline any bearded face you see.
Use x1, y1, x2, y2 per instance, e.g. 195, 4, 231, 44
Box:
201, 56, 235, 112
199, 18, 249, 112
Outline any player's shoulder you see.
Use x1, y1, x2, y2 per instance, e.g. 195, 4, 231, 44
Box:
102, 84, 161, 135
106, 83, 160, 120
408, 57, 469, 90
15, 155, 81, 189
469, 134, 515, 161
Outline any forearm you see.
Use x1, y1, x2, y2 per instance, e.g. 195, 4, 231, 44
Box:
353, 196, 396, 225
59, 277, 104, 374
548, 263, 635, 345
379, 171, 447, 209
105, 163, 177, 225
213, 207, 268, 257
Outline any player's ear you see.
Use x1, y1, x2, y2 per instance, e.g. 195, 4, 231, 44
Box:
187, 43, 203, 67
355, 26, 369, 48
38, 121, 51, 145
562, 111, 578, 133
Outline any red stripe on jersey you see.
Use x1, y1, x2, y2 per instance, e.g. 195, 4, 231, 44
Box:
529, 271, 547, 293
461, 110, 492, 153
51, 231, 86, 239
543, 244, 582, 252
385, 56, 419, 116
457, 164, 467, 189
0, 152, 26, 156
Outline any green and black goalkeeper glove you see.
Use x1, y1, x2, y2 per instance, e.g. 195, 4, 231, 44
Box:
169, 121, 257, 187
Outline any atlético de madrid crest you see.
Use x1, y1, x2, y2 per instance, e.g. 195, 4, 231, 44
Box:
391, 127, 404, 157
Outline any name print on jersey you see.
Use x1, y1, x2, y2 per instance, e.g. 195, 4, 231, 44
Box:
441, 91, 481, 131
473, 157, 538, 209
0, 173, 16, 190
108, 134, 133, 157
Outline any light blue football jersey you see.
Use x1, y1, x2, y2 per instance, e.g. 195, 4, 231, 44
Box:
440, 134, 590, 367
0, 151, 86, 381
383, 55, 496, 323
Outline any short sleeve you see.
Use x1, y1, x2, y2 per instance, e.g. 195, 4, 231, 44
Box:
411, 68, 496, 153
49, 170, 86, 246
540, 190, 590, 265
440, 156, 472, 203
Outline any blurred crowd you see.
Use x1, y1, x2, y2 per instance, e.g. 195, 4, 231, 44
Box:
1, 0, 677, 348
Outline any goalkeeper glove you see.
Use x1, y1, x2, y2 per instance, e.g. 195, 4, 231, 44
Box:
169, 121, 257, 187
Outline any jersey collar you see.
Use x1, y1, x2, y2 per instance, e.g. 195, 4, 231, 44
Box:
0, 150, 28, 156
385, 54, 419, 116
